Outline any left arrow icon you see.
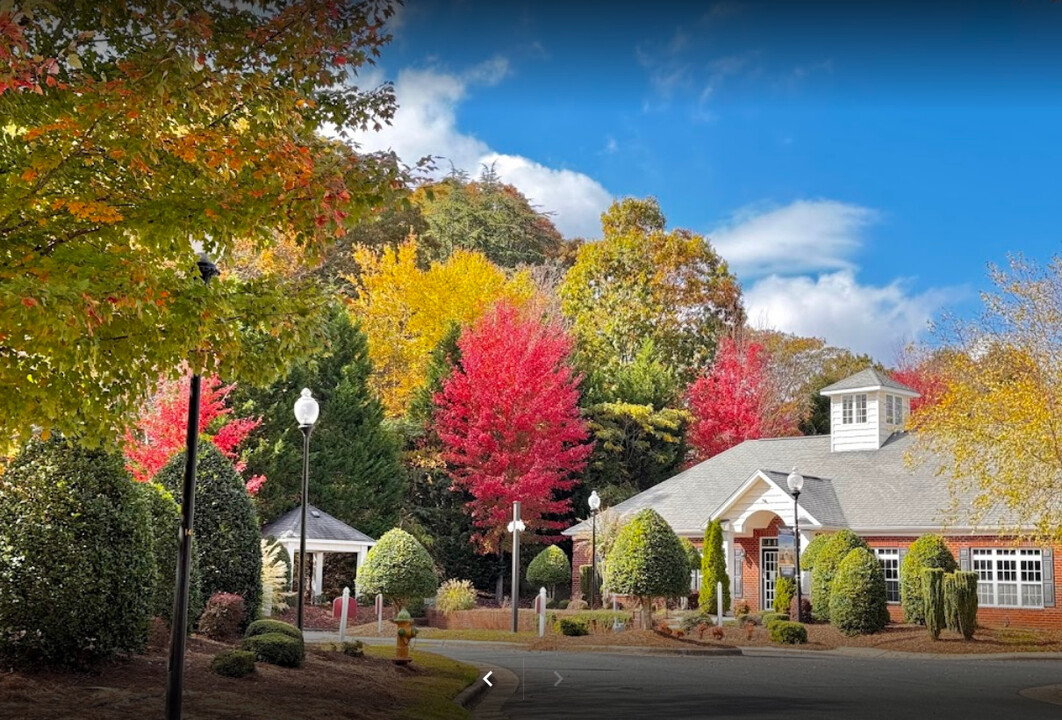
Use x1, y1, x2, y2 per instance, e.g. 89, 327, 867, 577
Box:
483, 671, 494, 687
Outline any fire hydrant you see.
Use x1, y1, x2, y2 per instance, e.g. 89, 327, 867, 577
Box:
393, 608, 417, 665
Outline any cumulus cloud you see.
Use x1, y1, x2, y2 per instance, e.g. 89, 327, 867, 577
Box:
349, 59, 611, 238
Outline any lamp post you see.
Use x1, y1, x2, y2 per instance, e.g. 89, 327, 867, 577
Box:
507, 502, 525, 633
588, 490, 601, 609
293, 388, 320, 632
165, 253, 219, 720
786, 467, 805, 622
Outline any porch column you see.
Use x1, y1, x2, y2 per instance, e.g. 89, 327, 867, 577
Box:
283, 542, 297, 591
798, 528, 815, 601
722, 521, 735, 606
356, 546, 368, 570
313, 551, 325, 599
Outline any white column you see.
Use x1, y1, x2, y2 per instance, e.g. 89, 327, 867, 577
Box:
722, 524, 735, 603
356, 546, 368, 570
313, 552, 325, 599
283, 542, 297, 590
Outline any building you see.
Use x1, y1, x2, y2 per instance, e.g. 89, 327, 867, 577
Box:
564, 368, 1058, 627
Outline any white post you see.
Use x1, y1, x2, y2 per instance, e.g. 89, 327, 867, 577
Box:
339, 587, 350, 643
538, 587, 547, 637
717, 581, 723, 626
376, 593, 383, 635
612, 595, 620, 631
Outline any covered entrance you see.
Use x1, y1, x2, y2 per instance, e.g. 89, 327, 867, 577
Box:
761, 537, 778, 610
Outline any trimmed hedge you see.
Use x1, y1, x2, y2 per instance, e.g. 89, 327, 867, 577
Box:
900, 535, 957, 625
550, 610, 634, 634
527, 546, 571, 596
943, 574, 960, 633
211, 649, 256, 678
245, 619, 302, 641
558, 618, 589, 636
828, 548, 889, 636
156, 443, 262, 626
0, 437, 155, 667
950, 571, 979, 640
922, 568, 945, 640
199, 592, 245, 642
356, 528, 438, 611
769, 621, 808, 645
241, 632, 305, 668
761, 612, 789, 629
605, 509, 689, 629
142, 482, 204, 628
811, 530, 869, 623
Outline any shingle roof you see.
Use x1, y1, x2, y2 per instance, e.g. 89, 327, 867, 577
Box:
759, 470, 847, 528
262, 505, 375, 544
819, 367, 918, 395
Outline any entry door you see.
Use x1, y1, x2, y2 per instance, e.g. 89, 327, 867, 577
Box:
761, 538, 778, 611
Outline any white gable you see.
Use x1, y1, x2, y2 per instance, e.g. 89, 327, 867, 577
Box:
709, 470, 824, 536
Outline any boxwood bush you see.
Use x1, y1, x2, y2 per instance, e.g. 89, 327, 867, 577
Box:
0, 437, 155, 667
769, 621, 808, 645
558, 618, 589, 636
810, 530, 869, 623
156, 443, 262, 626
356, 528, 438, 612
211, 649, 256, 678
241, 632, 305, 668
800, 533, 830, 572
900, 535, 957, 625
142, 482, 204, 628
828, 548, 889, 636
761, 612, 789, 629
245, 618, 302, 641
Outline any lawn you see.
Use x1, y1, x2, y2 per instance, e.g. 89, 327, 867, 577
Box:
362, 645, 479, 720
344, 621, 538, 644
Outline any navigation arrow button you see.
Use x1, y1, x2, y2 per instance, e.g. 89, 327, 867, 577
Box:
483, 671, 494, 687
554, 671, 563, 687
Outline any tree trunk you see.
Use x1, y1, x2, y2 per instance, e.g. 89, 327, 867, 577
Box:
641, 597, 653, 630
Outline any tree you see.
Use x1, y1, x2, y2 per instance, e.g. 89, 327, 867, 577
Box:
356, 528, 438, 611
798, 350, 880, 435
349, 237, 536, 417
700, 520, 730, 612
237, 306, 403, 538
680, 537, 701, 573
891, 348, 948, 414
560, 198, 744, 383
687, 337, 799, 462
604, 509, 689, 629
526, 546, 571, 598
0, 1, 410, 448
810, 530, 869, 623
899, 534, 957, 625
435, 302, 593, 553
828, 548, 890, 636
582, 341, 682, 410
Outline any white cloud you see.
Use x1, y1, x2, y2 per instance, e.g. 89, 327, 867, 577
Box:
349, 59, 611, 238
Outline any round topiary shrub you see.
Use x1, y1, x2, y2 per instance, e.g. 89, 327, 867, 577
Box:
0, 437, 155, 667
828, 547, 890, 636
604, 509, 689, 630
241, 632, 305, 668
800, 533, 830, 572
245, 618, 302, 641
356, 528, 438, 612
526, 546, 571, 597
211, 649, 256, 678
435, 579, 478, 615
156, 443, 262, 627
769, 621, 808, 645
810, 530, 869, 623
900, 534, 957, 625
199, 592, 246, 642
142, 482, 204, 628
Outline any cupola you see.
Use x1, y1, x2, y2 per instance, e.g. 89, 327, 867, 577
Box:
819, 368, 919, 452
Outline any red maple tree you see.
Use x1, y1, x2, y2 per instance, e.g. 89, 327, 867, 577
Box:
124, 374, 264, 494
687, 337, 797, 462
891, 359, 945, 414
434, 302, 593, 553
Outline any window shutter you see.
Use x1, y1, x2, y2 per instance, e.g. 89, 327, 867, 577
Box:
898, 547, 908, 572
958, 547, 970, 572
1043, 548, 1055, 608
734, 546, 744, 598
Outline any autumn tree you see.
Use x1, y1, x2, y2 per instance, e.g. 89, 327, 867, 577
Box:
560, 197, 744, 383
434, 303, 593, 553
798, 349, 881, 435
0, 1, 409, 448
348, 237, 536, 416
892, 346, 950, 414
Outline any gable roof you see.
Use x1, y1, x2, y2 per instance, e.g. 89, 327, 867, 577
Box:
262, 505, 375, 544
819, 368, 919, 396
758, 470, 847, 528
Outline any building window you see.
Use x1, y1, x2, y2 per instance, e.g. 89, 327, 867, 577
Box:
874, 548, 900, 603
855, 394, 867, 423
972, 548, 1043, 608
842, 394, 867, 424
842, 395, 853, 424
885, 394, 903, 425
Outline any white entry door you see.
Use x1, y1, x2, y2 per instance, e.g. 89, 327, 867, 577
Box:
761, 538, 778, 611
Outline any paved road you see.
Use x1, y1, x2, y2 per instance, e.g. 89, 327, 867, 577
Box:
428, 645, 1062, 720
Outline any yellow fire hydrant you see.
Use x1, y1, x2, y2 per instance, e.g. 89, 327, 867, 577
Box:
394, 608, 417, 665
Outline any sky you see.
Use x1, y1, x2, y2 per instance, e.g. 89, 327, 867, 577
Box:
351, 0, 1062, 361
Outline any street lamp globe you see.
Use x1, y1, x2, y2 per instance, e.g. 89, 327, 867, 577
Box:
786, 467, 804, 495
588, 490, 601, 512
294, 388, 319, 427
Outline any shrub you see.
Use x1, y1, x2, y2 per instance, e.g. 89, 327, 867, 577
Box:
199, 593, 246, 641
241, 632, 305, 668
811, 530, 869, 623
605, 509, 690, 630
0, 437, 155, 667
769, 621, 808, 645
156, 443, 262, 626
828, 548, 889, 636
260, 539, 293, 618
320, 640, 364, 657
699, 520, 730, 613
356, 528, 438, 612
245, 619, 302, 641
553, 610, 635, 634
943, 574, 960, 633
951, 571, 979, 640
579, 565, 601, 604
211, 649, 256, 678
922, 568, 945, 640
733, 599, 751, 617
527, 546, 571, 597
789, 595, 812, 624
773, 577, 795, 614
568, 598, 588, 611
801, 533, 830, 572
558, 599, 570, 610
406, 596, 427, 617
558, 618, 589, 636
900, 535, 957, 625
761, 612, 789, 629
142, 483, 205, 629
680, 536, 701, 572
435, 579, 478, 615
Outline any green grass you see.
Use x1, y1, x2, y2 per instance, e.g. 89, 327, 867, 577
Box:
414, 628, 539, 643
363, 645, 480, 720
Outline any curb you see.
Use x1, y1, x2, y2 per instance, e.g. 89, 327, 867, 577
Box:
738, 645, 1062, 661
452, 672, 491, 712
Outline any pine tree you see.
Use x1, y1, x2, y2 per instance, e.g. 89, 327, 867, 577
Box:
700, 519, 731, 613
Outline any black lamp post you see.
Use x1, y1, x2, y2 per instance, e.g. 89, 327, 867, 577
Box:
165, 253, 219, 720
588, 490, 601, 609
293, 388, 319, 632
786, 468, 805, 621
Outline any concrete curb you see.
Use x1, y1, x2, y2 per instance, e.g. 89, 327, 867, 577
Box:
738, 645, 1062, 661
452, 670, 491, 712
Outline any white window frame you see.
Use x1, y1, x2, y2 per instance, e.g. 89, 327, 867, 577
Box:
874, 548, 901, 604
842, 395, 854, 424
972, 548, 1044, 609
854, 393, 867, 423
885, 394, 904, 425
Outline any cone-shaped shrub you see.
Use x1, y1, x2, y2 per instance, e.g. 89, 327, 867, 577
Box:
951, 571, 978, 640
605, 509, 689, 629
699, 519, 730, 613
811, 530, 869, 623
828, 547, 889, 636
943, 574, 960, 633
923, 568, 946, 640
900, 535, 957, 625
527, 545, 571, 597
356, 528, 438, 611
774, 576, 795, 614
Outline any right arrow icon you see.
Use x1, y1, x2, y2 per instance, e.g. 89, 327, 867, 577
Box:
554, 671, 563, 687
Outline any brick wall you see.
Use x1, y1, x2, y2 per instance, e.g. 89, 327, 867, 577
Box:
571, 538, 591, 601
734, 516, 786, 612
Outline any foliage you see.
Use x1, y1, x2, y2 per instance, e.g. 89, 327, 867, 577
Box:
801, 534, 831, 572
943, 573, 960, 633
237, 306, 404, 538
409, 322, 463, 430
142, 482, 204, 627
156, 443, 262, 622
790, 595, 813, 624
900, 535, 957, 625
679, 537, 701, 572
435, 579, 478, 615
210, 649, 257, 679
604, 509, 690, 629
828, 548, 890, 636
891, 347, 949, 414
241, 632, 305, 668
560, 198, 744, 383
0, 436, 154, 666
0, 0, 409, 449
558, 618, 590, 636
356, 528, 438, 611
527, 546, 572, 596
245, 619, 303, 642
579, 565, 602, 603
949, 571, 979, 640
769, 621, 808, 645
699, 520, 730, 613
199, 593, 246, 642
798, 351, 881, 435
581, 340, 682, 409
773, 577, 795, 615
435, 303, 593, 551
687, 337, 799, 461
260, 540, 294, 618
348, 237, 536, 417
761, 612, 789, 629
810, 530, 870, 623
922, 568, 946, 640
551, 610, 634, 633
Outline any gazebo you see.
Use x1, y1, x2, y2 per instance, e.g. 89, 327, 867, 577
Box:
261, 505, 376, 599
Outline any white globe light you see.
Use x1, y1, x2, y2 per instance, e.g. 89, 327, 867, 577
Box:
588, 490, 601, 511
786, 467, 804, 494
294, 388, 320, 427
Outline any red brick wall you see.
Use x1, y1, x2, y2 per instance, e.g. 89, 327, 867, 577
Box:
571, 539, 591, 601
734, 516, 786, 612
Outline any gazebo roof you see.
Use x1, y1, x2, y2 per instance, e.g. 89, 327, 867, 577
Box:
262, 505, 375, 544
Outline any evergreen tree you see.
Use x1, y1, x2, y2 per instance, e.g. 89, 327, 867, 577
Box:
700, 520, 730, 612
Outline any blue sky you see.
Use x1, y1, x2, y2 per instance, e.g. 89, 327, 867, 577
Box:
353, 0, 1062, 361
